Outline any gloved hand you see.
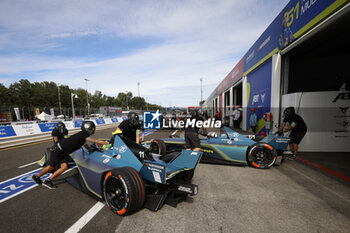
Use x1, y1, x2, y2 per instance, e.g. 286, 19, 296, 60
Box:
276, 131, 283, 136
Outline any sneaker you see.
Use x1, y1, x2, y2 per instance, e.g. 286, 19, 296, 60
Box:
283, 151, 293, 158
32, 175, 42, 185
42, 179, 57, 189
288, 154, 297, 161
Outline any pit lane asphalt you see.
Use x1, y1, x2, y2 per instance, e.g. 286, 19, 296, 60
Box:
0, 128, 349, 233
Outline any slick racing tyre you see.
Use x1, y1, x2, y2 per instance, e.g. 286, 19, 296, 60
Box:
247, 143, 277, 169
103, 167, 145, 216
150, 139, 167, 155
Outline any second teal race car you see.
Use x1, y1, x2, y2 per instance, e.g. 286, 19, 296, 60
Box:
144, 127, 291, 169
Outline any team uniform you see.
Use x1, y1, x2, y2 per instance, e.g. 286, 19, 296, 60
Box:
118, 119, 141, 142
283, 114, 307, 145
48, 131, 89, 167
185, 115, 203, 149
33, 120, 98, 189
51, 127, 68, 141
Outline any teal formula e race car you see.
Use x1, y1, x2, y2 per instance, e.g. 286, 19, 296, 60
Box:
144, 127, 291, 169
67, 133, 202, 216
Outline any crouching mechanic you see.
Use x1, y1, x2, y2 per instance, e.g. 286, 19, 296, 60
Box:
32, 121, 109, 189
115, 112, 144, 144
278, 107, 307, 160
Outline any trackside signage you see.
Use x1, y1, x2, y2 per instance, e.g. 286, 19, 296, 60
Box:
0, 126, 17, 137
0, 117, 121, 139
38, 123, 57, 132
95, 119, 106, 125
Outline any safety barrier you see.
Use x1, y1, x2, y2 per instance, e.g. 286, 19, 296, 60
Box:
0, 117, 128, 139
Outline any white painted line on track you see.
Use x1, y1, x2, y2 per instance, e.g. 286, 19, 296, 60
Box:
0, 167, 41, 185
0, 166, 76, 203
18, 161, 39, 169
64, 201, 105, 233
285, 164, 350, 203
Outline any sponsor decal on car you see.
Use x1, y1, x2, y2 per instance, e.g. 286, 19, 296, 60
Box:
118, 145, 127, 153
146, 163, 164, 173
103, 158, 110, 164
152, 171, 161, 183
200, 148, 213, 153
178, 186, 193, 194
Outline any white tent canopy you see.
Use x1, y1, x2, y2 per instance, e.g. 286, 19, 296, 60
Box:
36, 112, 52, 121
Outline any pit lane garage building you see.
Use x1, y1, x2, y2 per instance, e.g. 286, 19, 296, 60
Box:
204, 0, 350, 152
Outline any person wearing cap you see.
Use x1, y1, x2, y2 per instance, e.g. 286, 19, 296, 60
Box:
32, 121, 109, 189
278, 107, 307, 160
115, 112, 143, 144
249, 108, 257, 135
232, 106, 241, 129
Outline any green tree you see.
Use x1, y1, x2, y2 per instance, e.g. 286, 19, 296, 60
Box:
130, 96, 146, 110
0, 83, 9, 106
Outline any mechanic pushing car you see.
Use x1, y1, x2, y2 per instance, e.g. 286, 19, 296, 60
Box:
278, 107, 307, 160
32, 121, 109, 189
38, 121, 69, 167
185, 110, 207, 151
115, 112, 144, 144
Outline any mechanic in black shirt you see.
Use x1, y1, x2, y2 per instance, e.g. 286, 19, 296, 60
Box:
185, 110, 207, 151
38, 122, 69, 167
278, 107, 307, 160
32, 121, 109, 189
115, 112, 143, 143
52, 121, 68, 143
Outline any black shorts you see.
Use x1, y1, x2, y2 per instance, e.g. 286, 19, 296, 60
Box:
289, 130, 306, 145
48, 148, 71, 167
185, 132, 200, 149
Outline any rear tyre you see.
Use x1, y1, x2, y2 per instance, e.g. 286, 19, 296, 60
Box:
246, 143, 277, 169
150, 139, 167, 155
103, 167, 145, 216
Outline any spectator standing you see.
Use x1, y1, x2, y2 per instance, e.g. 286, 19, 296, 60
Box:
232, 106, 241, 129
249, 108, 257, 135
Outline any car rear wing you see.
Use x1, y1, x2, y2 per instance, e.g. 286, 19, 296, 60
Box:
140, 150, 202, 184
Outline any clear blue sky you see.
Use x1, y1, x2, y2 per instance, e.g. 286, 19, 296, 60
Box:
0, 0, 289, 107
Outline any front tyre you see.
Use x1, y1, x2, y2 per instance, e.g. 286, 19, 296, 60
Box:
247, 143, 277, 169
103, 167, 145, 216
